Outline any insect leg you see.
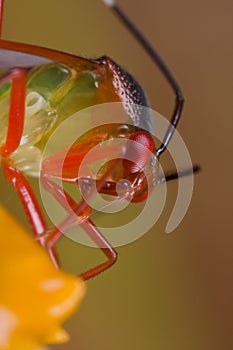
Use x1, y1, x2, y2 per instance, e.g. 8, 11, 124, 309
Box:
79, 218, 117, 281
0, 68, 26, 157
103, 1, 184, 157
41, 174, 117, 280
1, 159, 59, 266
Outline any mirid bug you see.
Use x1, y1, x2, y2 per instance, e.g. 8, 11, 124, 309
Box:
0, 0, 199, 280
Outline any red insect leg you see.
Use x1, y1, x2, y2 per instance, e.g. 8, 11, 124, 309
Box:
79, 218, 117, 281
40, 130, 154, 278
1, 159, 59, 266
41, 148, 123, 278
41, 173, 117, 280
0, 68, 26, 157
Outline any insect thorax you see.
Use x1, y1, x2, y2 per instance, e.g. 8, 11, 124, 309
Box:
0, 58, 153, 178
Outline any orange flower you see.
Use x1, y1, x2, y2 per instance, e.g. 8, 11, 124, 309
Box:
0, 206, 85, 350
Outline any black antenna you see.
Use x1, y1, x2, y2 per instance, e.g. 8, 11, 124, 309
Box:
160, 165, 201, 183
102, 0, 184, 158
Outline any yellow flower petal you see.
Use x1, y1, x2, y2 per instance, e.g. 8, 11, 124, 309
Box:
0, 206, 85, 350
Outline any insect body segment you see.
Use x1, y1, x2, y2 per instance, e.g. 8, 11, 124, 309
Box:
0, 62, 97, 176
0, 55, 153, 174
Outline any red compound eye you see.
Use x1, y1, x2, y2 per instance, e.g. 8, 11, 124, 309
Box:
123, 131, 155, 175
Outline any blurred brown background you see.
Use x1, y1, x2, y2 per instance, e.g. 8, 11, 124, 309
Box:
1, 0, 233, 349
